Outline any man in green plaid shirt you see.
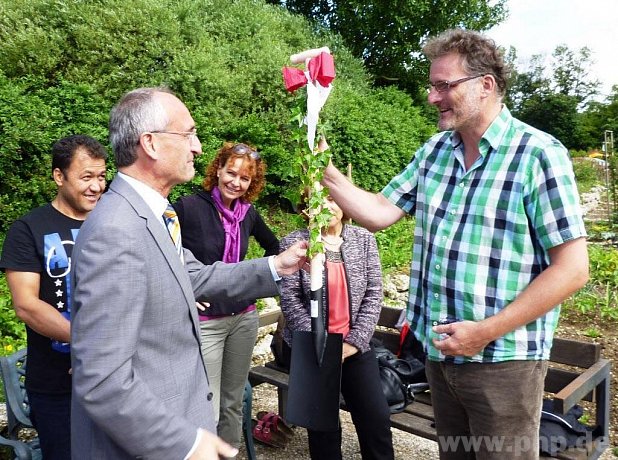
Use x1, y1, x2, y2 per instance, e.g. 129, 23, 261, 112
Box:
322, 29, 588, 459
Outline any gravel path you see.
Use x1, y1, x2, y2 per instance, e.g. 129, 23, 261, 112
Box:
238, 382, 439, 460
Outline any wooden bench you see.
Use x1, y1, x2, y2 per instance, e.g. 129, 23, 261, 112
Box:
245, 306, 611, 460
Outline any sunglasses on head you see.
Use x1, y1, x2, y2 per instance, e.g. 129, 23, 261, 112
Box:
231, 143, 260, 160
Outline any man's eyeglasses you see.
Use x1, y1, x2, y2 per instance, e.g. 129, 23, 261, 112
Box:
231, 143, 260, 160
149, 130, 199, 142
428, 74, 484, 93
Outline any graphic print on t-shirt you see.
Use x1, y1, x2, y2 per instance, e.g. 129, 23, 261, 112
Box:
44, 229, 79, 353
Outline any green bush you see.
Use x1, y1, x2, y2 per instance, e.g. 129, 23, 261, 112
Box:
324, 86, 435, 193
0, 275, 27, 356
245, 205, 305, 260
562, 243, 618, 319
572, 158, 603, 194
588, 244, 618, 286
569, 149, 588, 158
0, 0, 433, 232
374, 217, 415, 273
0, 75, 111, 230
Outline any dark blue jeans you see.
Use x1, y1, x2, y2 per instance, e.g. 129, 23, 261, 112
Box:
27, 390, 71, 460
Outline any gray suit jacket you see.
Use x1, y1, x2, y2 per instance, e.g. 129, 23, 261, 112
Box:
70, 176, 280, 459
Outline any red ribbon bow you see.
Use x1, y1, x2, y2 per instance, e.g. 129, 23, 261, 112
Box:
282, 52, 336, 93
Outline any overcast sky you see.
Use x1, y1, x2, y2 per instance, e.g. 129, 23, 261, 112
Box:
486, 0, 617, 100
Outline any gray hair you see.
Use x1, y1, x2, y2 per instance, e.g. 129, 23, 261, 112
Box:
109, 87, 173, 167
423, 29, 509, 97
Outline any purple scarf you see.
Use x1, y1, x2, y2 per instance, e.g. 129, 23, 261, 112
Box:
211, 187, 251, 263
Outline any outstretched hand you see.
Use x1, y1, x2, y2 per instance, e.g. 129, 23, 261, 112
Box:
273, 240, 309, 276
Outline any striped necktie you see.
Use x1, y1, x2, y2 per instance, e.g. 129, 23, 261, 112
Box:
163, 204, 184, 264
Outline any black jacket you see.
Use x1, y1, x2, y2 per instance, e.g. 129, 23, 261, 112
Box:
174, 190, 279, 315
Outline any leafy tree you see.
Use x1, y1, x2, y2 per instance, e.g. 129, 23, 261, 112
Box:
504, 51, 549, 114
516, 92, 585, 149
506, 44, 602, 150
580, 86, 618, 145
551, 45, 600, 107
264, 0, 506, 96
582, 87, 618, 214
506, 45, 600, 112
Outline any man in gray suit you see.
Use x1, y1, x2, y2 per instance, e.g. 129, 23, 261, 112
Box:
70, 87, 307, 460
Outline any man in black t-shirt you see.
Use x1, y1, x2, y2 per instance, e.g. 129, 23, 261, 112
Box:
0, 135, 107, 460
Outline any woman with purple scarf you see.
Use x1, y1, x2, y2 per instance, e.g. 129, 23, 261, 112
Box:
174, 142, 279, 448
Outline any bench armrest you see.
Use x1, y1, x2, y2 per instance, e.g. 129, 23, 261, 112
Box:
0, 349, 34, 437
0, 434, 34, 460
552, 358, 611, 414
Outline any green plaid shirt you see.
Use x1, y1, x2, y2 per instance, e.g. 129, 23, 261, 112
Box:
382, 107, 586, 363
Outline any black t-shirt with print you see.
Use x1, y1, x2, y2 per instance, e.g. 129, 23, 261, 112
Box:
0, 203, 83, 394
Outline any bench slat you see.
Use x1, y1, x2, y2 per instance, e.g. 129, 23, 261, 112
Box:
248, 365, 288, 388
552, 444, 594, 460
390, 411, 438, 441
550, 338, 600, 368
413, 392, 432, 405
378, 306, 403, 329
403, 398, 434, 421
258, 308, 282, 327
372, 330, 400, 353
